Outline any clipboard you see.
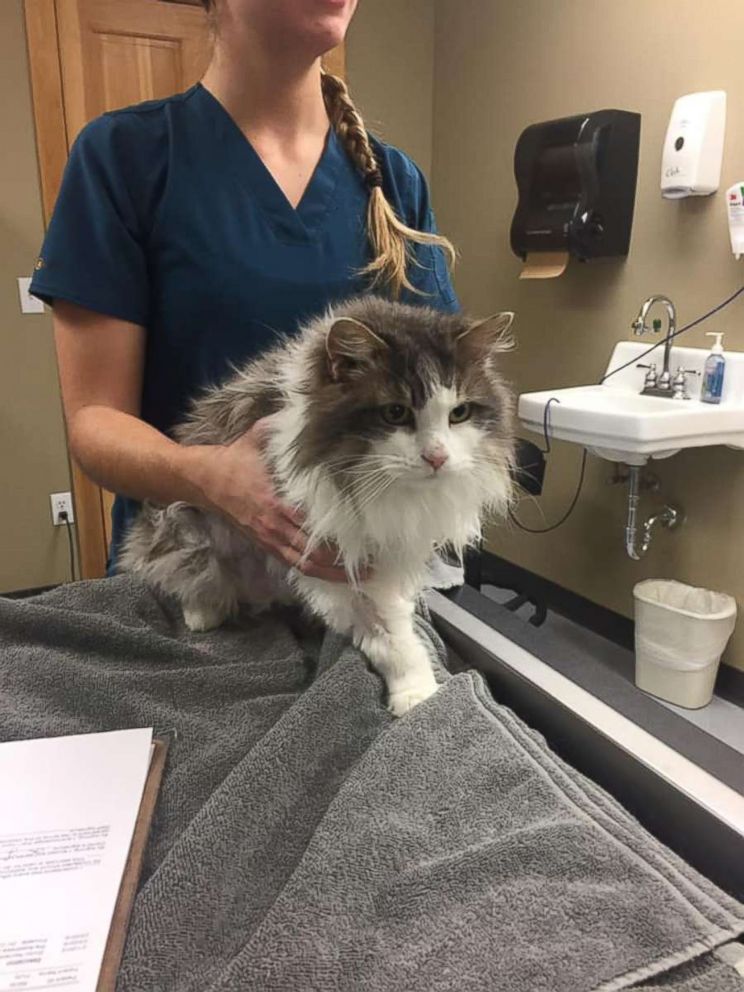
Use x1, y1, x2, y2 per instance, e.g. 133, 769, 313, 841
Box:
97, 736, 169, 992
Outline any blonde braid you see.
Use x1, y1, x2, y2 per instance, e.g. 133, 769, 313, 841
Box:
321, 72, 456, 298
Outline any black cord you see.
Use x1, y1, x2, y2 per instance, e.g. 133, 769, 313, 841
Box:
59, 511, 76, 582
509, 448, 588, 534
509, 393, 587, 533
600, 285, 744, 383
540, 396, 560, 453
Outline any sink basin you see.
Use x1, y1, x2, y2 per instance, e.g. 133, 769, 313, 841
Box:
518, 342, 744, 464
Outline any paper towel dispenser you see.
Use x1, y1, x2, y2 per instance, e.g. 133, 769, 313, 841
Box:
510, 109, 641, 263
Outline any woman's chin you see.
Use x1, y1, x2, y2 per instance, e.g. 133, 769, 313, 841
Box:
313, 29, 348, 58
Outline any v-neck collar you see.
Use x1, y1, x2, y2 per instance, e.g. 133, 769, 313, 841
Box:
195, 82, 343, 243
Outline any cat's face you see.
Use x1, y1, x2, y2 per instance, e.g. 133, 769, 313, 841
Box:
296, 297, 515, 512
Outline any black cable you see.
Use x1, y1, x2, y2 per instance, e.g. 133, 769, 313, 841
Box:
509, 448, 588, 534
600, 285, 744, 384
59, 511, 76, 582
509, 393, 588, 533
540, 396, 561, 453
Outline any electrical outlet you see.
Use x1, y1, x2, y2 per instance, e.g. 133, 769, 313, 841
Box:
18, 277, 44, 314
50, 491, 75, 526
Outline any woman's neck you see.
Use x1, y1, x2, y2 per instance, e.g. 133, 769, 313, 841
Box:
202, 30, 329, 143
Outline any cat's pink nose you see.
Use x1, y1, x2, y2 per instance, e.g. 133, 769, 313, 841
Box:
422, 449, 448, 471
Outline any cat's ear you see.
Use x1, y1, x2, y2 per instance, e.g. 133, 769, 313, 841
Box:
456, 312, 515, 354
325, 317, 389, 381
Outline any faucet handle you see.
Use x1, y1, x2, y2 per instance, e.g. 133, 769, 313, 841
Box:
636, 362, 658, 389
671, 367, 700, 400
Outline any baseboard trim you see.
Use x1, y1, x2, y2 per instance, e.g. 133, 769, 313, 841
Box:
463, 549, 634, 648
462, 550, 744, 704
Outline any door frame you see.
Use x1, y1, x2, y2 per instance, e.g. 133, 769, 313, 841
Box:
25, 0, 112, 578
23, 0, 345, 579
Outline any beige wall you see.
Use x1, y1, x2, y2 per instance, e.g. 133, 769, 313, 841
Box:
347, 0, 434, 176
432, 0, 744, 669
0, 0, 71, 591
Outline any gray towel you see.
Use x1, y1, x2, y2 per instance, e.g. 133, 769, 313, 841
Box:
637, 948, 744, 990
1, 576, 742, 992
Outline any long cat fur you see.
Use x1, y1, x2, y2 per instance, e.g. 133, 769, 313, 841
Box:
120, 295, 515, 715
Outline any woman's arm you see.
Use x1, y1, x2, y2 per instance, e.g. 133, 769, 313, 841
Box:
53, 301, 197, 505
53, 300, 347, 581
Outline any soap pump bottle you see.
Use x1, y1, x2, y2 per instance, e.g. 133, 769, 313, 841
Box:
701, 332, 726, 404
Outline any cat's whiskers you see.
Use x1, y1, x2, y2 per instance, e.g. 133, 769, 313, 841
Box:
352, 475, 398, 515
332, 460, 402, 504
326, 454, 408, 474
468, 451, 515, 482
322, 456, 406, 486
511, 490, 548, 523
344, 471, 395, 505
345, 457, 408, 475
323, 453, 388, 468
333, 461, 406, 501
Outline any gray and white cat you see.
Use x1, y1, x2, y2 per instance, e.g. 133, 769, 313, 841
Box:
120, 296, 515, 715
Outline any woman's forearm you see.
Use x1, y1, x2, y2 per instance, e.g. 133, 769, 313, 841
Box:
67, 405, 209, 507
67, 405, 350, 581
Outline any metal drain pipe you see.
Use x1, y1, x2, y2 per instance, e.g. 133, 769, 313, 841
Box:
624, 466, 682, 560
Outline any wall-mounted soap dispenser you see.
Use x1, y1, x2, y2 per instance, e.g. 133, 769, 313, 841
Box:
661, 91, 726, 199
510, 109, 641, 263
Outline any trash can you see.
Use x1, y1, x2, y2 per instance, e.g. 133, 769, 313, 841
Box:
633, 579, 737, 709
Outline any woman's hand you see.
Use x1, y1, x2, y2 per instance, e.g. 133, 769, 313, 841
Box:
185, 419, 350, 583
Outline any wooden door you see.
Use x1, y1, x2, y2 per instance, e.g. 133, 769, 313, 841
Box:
24, 0, 344, 578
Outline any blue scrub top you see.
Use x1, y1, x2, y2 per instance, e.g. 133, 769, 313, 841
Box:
30, 83, 458, 567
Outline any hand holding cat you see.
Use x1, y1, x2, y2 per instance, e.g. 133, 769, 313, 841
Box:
192, 420, 350, 583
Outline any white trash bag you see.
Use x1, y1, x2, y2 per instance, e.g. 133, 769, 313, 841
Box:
633, 579, 737, 709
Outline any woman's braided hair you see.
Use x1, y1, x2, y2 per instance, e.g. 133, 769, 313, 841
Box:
199, 1, 456, 297
319, 71, 456, 296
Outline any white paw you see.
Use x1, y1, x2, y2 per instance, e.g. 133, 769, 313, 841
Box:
183, 605, 227, 632
387, 674, 439, 717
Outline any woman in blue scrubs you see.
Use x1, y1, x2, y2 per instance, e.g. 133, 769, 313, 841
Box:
31, 0, 457, 577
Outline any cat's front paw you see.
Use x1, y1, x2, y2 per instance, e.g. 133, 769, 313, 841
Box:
183, 604, 227, 632
387, 673, 439, 717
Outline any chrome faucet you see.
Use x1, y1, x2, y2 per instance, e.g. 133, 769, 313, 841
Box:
631, 295, 676, 396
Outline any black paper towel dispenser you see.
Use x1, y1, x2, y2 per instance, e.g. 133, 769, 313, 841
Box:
510, 110, 641, 262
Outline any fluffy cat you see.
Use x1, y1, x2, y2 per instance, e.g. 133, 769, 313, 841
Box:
120, 296, 515, 715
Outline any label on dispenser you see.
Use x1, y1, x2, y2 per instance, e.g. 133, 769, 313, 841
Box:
702, 360, 725, 404
727, 182, 744, 258
728, 185, 744, 216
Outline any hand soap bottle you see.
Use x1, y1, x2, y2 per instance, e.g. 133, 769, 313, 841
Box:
701, 332, 726, 404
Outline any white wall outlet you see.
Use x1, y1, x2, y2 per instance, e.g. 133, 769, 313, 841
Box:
18, 277, 44, 314
50, 491, 75, 526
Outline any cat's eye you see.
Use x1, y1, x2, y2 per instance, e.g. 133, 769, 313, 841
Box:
449, 403, 472, 424
380, 403, 413, 426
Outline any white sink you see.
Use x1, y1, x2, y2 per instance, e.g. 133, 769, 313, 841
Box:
518, 342, 744, 465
